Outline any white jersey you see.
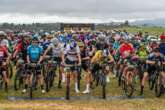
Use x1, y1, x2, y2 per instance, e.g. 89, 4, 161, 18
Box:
1, 39, 9, 48
49, 43, 62, 58
64, 44, 80, 61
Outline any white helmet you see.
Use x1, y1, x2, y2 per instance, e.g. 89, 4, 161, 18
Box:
51, 38, 59, 46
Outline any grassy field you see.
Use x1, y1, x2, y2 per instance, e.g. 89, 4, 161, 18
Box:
119, 26, 165, 36
1, 99, 165, 110
0, 70, 165, 110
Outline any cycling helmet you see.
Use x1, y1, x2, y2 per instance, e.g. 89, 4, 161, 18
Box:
22, 32, 31, 38
0, 31, 6, 37
96, 42, 104, 50
77, 41, 84, 47
51, 38, 59, 46
32, 37, 39, 41
70, 39, 77, 49
32, 34, 39, 41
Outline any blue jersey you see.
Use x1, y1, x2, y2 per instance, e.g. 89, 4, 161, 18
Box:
147, 53, 165, 62
113, 41, 120, 50
159, 43, 165, 55
41, 41, 51, 50
27, 45, 43, 62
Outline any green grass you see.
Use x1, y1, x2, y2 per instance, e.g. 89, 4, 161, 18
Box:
0, 66, 165, 110
118, 26, 165, 36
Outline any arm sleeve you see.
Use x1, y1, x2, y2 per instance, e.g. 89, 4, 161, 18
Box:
40, 46, 43, 56
76, 46, 80, 54
27, 46, 30, 56
108, 54, 114, 61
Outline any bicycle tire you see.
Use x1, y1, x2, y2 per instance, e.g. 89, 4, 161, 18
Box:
102, 82, 106, 99
125, 84, 134, 98
66, 73, 70, 100
29, 86, 33, 99
155, 74, 163, 97
45, 77, 51, 92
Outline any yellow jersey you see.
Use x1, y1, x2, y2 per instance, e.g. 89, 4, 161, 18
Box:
91, 50, 114, 63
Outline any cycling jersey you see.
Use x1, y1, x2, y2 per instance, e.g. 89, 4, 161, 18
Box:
1, 39, 9, 48
138, 51, 148, 59
159, 43, 165, 55
64, 44, 80, 62
113, 41, 120, 50
27, 45, 43, 62
81, 48, 90, 71
147, 53, 165, 62
15, 41, 30, 60
0, 46, 8, 59
49, 43, 62, 58
160, 35, 165, 40
42, 41, 51, 51
92, 50, 113, 63
119, 43, 134, 58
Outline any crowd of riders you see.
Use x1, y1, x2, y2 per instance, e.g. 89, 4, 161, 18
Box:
0, 29, 164, 96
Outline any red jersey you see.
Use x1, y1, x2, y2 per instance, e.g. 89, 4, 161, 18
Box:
0, 46, 8, 58
160, 35, 165, 40
120, 43, 134, 58
15, 41, 30, 52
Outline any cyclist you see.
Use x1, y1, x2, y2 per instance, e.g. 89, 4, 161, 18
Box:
13, 33, 30, 63
118, 39, 134, 81
78, 41, 92, 94
0, 31, 11, 91
61, 39, 81, 93
41, 34, 52, 51
159, 40, 165, 55
43, 38, 64, 88
137, 44, 148, 59
140, 48, 165, 95
91, 42, 114, 83
22, 36, 45, 93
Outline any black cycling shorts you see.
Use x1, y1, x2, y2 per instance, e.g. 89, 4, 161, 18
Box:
81, 61, 89, 72
53, 57, 62, 64
65, 58, 77, 72
26, 64, 42, 75
145, 65, 157, 75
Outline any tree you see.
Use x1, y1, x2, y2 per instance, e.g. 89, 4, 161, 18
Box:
124, 20, 129, 26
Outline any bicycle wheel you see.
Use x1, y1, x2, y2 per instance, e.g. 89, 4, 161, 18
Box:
14, 73, 20, 90
149, 78, 155, 90
96, 71, 100, 87
77, 73, 81, 90
124, 73, 134, 98
118, 72, 122, 87
66, 73, 70, 100
45, 76, 51, 92
155, 74, 163, 97
99, 73, 106, 99
124, 83, 134, 98
50, 69, 56, 88
0, 75, 3, 89
29, 71, 37, 99
121, 77, 126, 90
149, 73, 156, 90
102, 84, 106, 99
29, 85, 33, 99
102, 76, 106, 99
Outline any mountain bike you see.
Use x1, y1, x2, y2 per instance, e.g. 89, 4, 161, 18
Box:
44, 59, 58, 92
14, 59, 26, 90
27, 63, 41, 99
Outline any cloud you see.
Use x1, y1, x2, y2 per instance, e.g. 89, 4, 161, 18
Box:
0, 0, 165, 23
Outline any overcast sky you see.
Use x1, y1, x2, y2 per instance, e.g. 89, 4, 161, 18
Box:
0, 0, 165, 23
